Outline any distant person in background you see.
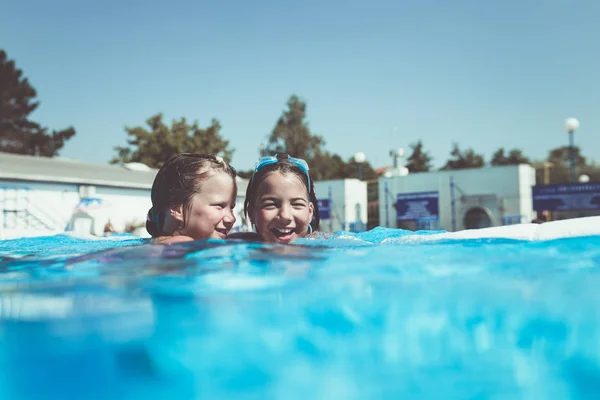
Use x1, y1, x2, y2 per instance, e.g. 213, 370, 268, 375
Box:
230, 153, 320, 243
146, 153, 238, 244
531, 211, 548, 224
103, 219, 115, 236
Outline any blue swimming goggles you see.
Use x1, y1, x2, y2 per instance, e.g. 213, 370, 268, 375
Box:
250, 153, 311, 189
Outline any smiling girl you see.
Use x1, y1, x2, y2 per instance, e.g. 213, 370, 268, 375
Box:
241, 153, 320, 244
146, 153, 238, 244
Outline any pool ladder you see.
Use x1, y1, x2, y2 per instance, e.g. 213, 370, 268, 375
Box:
0, 186, 61, 231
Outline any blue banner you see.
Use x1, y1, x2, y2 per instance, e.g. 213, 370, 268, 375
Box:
317, 199, 331, 219
395, 191, 439, 221
533, 183, 600, 211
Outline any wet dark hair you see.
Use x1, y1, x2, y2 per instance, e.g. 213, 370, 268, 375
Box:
146, 153, 237, 237
243, 158, 320, 232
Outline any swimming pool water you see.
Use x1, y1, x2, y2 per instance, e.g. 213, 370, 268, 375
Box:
1, 228, 600, 399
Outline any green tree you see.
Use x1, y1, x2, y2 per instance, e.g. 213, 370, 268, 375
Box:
0, 49, 75, 156
111, 113, 234, 168
547, 145, 586, 169
441, 143, 485, 170
539, 145, 587, 184
261, 95, 378, 182
262, 95, 325, 160
343, 157, 377, 180
305, 153, 377, 181
490, 148, 530, 166
406, 140, 433, 172
308, 152, 345, 181
262, 95, 345, 181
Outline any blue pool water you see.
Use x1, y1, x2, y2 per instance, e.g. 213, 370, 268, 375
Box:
1, 228, 600, 399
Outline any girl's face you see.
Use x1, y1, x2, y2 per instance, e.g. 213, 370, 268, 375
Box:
251, 171, 314, 244
172, 172, 237, 240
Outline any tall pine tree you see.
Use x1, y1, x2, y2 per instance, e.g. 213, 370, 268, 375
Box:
0, 50, 75, 156
262, 95, 325, 160
406, 140, 433, 172
490, 148, 530, 166
441, 143, 485, 170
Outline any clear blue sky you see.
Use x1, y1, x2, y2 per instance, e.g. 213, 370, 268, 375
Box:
2, 0, 599, 170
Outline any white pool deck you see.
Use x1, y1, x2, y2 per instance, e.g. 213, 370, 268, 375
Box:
417, 216, 600, 242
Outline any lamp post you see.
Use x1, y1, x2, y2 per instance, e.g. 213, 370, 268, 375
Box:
578, 174, 590, 183
389, 148, 404, 169
354, 151, 366, 180
564, 118, 580, 183
388, 148, 409, 176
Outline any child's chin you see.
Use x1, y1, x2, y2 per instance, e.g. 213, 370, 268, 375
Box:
212, 231, 227, 239
274, 233, 296, 244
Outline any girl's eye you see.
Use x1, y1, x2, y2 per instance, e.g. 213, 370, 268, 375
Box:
262, 203, 276, 209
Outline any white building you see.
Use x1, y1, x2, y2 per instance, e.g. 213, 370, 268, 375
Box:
314, 179, 368, 232
378, 164, 536, 232
0, 153, 250, 239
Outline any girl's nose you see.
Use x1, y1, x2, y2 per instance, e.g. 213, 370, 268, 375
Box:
223, 209, 236, 226
278, 204, 292, 221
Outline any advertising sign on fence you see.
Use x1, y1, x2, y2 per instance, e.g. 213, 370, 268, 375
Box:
395, 191, 439, 221
533, 183, 600, 211
317, 199, 331, 219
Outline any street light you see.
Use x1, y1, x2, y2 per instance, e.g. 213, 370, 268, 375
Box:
354, 151, 366, 180
564, 117, 580, 182
389, 147, 404, 167
389, 148, 409, 176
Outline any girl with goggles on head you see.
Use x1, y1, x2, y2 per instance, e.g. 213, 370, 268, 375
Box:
231, 153, 320, 243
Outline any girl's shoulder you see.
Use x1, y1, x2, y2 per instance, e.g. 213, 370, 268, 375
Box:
153, 235, 195, 245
